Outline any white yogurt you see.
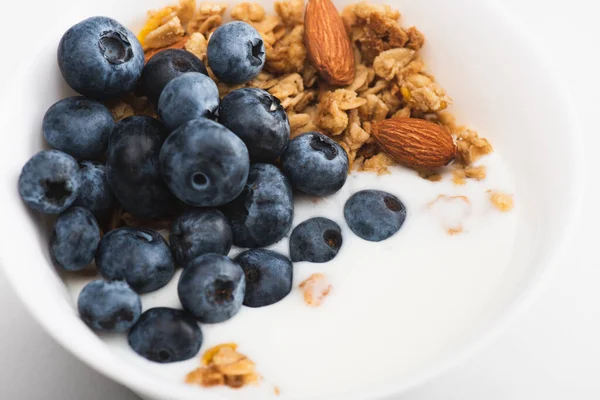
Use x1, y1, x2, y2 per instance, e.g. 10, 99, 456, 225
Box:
64, 152, 517, 398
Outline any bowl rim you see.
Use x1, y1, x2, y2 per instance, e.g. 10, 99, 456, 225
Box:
0, 0, 585, 399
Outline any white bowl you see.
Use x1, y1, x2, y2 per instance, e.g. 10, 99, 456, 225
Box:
0, 0, 583, 399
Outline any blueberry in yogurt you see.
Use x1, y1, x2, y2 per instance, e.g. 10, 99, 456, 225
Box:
290, 217, 343, 263
78, 279, 141, 333
344, 190, 407, 242
128, 307, 202, 363
235, 249, 293, 308
178, 254, 246, 323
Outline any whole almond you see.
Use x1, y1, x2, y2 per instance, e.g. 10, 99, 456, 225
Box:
304, 0, 355, 86
372, 118, 456, 168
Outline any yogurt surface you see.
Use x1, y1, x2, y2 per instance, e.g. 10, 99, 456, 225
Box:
64, 152, 517, 398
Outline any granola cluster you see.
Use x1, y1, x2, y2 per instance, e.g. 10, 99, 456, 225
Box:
123, 0, 493, 182
186, 343, 260, 388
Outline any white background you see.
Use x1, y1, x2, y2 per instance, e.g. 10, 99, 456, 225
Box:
1, 0, 599, 398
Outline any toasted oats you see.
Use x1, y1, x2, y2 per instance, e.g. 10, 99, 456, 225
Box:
144, 36, 189, 62
392, 106, 411, 119
135, 0, 495, 186
231, 2, 266, 21
143, 16, 185, 50
316, 89, 367, 135
300, 273, 332, 307
105, 99, 135, 122
274, 0, 304, 26
184, 32, 208, 61
452, 167, 467, 185
359, 94, 389, 121
487, 190, 514, 212
187, 3, 227, 35
138, 7, 179, 46
187, 344, 260, 389
464, 165, 486, 180
373, 48, 415, 80
266, 25, 307, 73
178, 0, 198, 24
418, 169, 442, 182
401, 73, 451, 112
361, 152, 395, 174
268, 73, 304, 101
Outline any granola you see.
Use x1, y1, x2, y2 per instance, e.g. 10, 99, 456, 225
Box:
186, 343, 260, 389
299, 273, 332, 306
133, 0, 495, 182
487, 190, 514, 212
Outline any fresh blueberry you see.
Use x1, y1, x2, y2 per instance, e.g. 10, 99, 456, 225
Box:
106, 116, 175, 219
128, 307, 202, 363
43, 96, 115, 159
58, 17, 144, 99
73, 161, 115, 214
235, 249, 293, 308
19, 150, 80, 214
96, 227, 175, 293
170, 209, 232, 267
344, 190, 407, 242
160, 118, 249, 207
178, 254, 245, 323
158, 72, 219, 131
289, 217, 343, 263
207, 21, 265, 84
78, 280, 141, 333
50, 207, 101, 271
281, 132, 349, 196
219, 88, 290, 162
222, 163, 293, 248
140, 49, 208, 105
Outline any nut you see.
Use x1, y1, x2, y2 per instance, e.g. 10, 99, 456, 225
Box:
371, 117, 456, 168
304, 0, 355, 85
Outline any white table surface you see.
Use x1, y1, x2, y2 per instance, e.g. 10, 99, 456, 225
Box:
2, 0, 599, 398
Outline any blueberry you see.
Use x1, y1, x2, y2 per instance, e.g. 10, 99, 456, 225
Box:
235, 249, 293, 308
219, 88, 290, 162
140, 49, 208, 105
78, 280, 141, 333
128, 307, 202, 363
58, 17, 144, 99
170, 209, 232, 267
106, 116, 175, 219
96, 227, 175, 293
178, 254, 245, 323
19, 150, 80, 214
207, 22, 265, 84
73, 161, 115, 214
159, 118, 249, 207
344, 190, 407, 242
281, 132, 349, 196
42, 96, 115, 159
222, 163, 293, 248
158, 72, 219, 131
289, 217, 343, 263
50, 207, 101, 271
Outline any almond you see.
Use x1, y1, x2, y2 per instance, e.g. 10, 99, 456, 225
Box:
304, 0, 355, 86
372, 118, 456, 168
